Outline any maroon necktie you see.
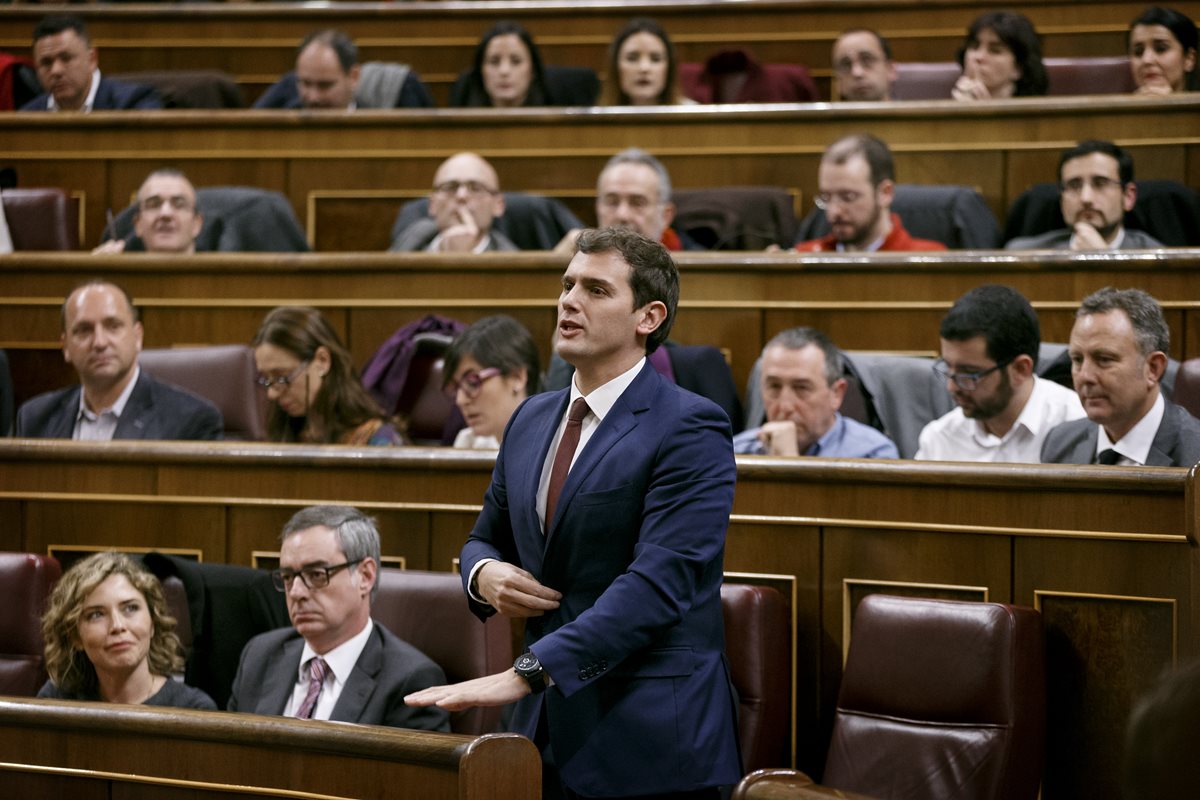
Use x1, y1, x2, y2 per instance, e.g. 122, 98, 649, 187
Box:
294, 656, 328, 719
545, 398, 590, 529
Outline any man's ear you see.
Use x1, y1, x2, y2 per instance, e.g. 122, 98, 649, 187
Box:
1122, 181, 1138, 214
876, 179, 895, 211
357, 557, 377, 598
829, 377, 847, 411
1010, 353, 1036, 381
661, 200, 676, 228
1145, 350, 1168, 384
636, 300, 668, 339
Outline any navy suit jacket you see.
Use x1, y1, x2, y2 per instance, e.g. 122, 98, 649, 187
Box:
227, 623, 451, 731
21, 76, 163, 111
16, 370, 222, 440
461, 362, 742, 796
1040, 400, 1200, 467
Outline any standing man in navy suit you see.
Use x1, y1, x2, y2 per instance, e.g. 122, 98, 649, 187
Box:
407, 228, 742, 799
22, 16, 161, 112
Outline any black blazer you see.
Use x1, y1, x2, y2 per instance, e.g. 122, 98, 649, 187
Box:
21, 76, 162, 111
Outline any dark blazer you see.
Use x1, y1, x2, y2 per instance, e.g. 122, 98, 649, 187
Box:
21, 76, 163, 111
227, 622, 451, 732
388, 217, 518, 252
15, 370, 222, 440
1040, 400, 1200, 467
461, 363, 742, 796
252, 69, 434, 109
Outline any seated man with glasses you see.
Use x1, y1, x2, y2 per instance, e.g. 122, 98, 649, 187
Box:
93, 169, 204, 255
389, 152, 518, 253
228, 504, 450, 731
795, 134, 946, 252
916, 284, 1084, 463
1006, 140, 1163, 251
832, 29, 897, 102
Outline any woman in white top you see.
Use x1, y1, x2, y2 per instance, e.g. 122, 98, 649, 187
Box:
444, 315, 541, 449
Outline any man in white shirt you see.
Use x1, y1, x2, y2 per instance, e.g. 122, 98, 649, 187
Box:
917, 284, 1084, 463
1042, 287, 1200, 467
389, 152, 518, 253
228, 505, 450, 730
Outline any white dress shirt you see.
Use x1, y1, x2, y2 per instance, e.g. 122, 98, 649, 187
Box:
283, 618, 374, 720
73, 366, 141, 441
1095, 392, 1166, 466
48, 69, 101, 112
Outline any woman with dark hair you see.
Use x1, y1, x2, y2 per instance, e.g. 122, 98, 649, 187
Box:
39, 551, 215, 709
452, 21, 548, 107
1129, 6, 1198, 94
443, 315, 541, 449
252, 306, 404, 446
599, 18, 688, 106
952, 11, 1047, 100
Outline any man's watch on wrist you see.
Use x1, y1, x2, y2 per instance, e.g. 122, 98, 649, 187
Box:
514, 652, 547, 694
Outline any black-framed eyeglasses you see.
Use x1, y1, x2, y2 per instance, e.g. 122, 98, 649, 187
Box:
433, 180, 498, 196
255, 361, 309, 389
444, 367, 501, 398
932, 358, 1011, 391
271, 559, 363, 592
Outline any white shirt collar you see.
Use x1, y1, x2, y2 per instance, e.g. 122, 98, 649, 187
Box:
1096, 392, 1165, 465
76, 365, 140, 421
297, 616, 373, 687
569, 357, 646, 422
50, 68, 100, 112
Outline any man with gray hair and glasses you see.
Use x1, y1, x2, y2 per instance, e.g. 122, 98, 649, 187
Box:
1042, 287, 1200, 466
228, 504, 450, 730
917, 284, 1083, 462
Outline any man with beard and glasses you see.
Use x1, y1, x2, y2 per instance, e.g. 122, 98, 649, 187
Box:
916, 284, 1083, 463
794, 134, 946, 252
1006, 141, 1163, 251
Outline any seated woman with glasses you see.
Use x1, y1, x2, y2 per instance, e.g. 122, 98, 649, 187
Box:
252, 306, 405, 446
443, 315, 541, 449
39, 551, 216, 709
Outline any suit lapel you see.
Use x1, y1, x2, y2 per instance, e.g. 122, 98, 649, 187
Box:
1145, 403, 1179, 467
113, 373, 153, 439
49, 387, 83, 438
331, 623, 380, 723
519, 392, 569, 569
261, 635, 304, 715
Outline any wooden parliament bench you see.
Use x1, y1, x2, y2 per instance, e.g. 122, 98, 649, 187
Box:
0, 697, 539, 799
4, 94, 1198, 250
0, 439, 1195, 800
0, 0, 1191, 103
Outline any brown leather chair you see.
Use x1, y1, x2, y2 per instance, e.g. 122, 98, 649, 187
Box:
139, 345, 269, 441
734, 768, 877, 799
892, 62, 960, 100
394, 333, 456, 445
0, 552, 62, 696
110, 70, 244, 108
673, 186, 800, 250
1045, 56, 1136, 95
722, 582, 792, 774
371, 568, 512, 735
821, 595, 1045, 800
1173, 358, 1200, 419
3, 188, 79, 250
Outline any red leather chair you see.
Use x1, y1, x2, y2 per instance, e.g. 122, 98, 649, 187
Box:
139, 345, 269, 441
1045, 56, 1136, 95
822, 595, 1045, 800
3, 188, 79, 250
0, 552, 62, 696
371, 568, 512, 735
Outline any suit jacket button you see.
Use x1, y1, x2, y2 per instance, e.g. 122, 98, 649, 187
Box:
578, 670, 588, 680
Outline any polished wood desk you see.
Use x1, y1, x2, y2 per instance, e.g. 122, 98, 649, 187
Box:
0, 440, 1195, 799
0, 0, 1189, 103
5, 96, 1198, 249
0, 698, 539, 800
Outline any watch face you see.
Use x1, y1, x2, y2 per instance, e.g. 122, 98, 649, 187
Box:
516, 654, 538, 671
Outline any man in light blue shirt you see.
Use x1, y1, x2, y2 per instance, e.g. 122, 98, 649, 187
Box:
734, 327, 898, 458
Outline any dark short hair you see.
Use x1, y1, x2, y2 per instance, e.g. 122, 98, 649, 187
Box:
956, 11, 1048, 97
443, 315, 542, 396
1058, 140, 1135, 186
764, 327, 845, 386
836, 28, 893, 61
574, 227, 679, 354
281, 504, 380, 601
33, 15, 89, 47
61, 279, 140, 331
1123, 658, 1200, 800
940, 284, 1041, 364
459, 20, 547, 107
1130, 6, 1199, 90
822, 133, 895, 186
1077, 287, 1169, 357
600, 17, 681, 105
298, 29, 358, 72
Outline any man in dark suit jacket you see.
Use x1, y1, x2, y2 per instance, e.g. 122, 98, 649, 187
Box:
22, 15, 161, 112
407, 228, 740, 799
1042, 287, 1200, 467
15, 280, 221, 441
228, 505, 450, 732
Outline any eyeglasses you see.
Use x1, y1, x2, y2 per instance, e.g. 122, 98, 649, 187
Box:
814, 190, 864, 210
1060, 177, 1123, 195
834, 53, 882, 75
255, 362, 309, 389
433, 180, 498, 196
139, 195, 194, 213
271, 559, 363, 592
444, 367, 501, 398
932, 358, 1011, 391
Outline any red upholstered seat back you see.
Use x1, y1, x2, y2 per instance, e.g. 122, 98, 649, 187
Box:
4, 188, 79, 250
0, 552, 62, 696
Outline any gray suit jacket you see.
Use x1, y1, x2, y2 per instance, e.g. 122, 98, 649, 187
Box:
227, 622, 450, 731
1005, 227, 1163, 250
1040, 401, 1200, 467
15, 370, 222, 440
388, 217, 518, 252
